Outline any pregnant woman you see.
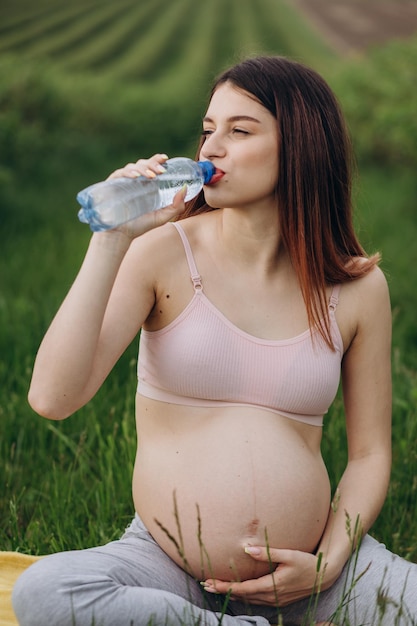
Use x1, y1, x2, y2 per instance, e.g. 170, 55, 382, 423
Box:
13, 56, 417, 625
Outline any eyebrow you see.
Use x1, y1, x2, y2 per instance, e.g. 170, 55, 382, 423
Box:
203, 115, 261, 124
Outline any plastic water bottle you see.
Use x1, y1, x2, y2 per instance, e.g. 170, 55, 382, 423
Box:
77, 157, 216, 232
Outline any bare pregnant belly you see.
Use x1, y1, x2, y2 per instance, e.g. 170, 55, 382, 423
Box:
133, 398, 331, 582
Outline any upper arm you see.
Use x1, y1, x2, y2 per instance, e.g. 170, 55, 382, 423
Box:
99, 238, 156, 354
341, 266, 392, 462
82, 228, 168, 400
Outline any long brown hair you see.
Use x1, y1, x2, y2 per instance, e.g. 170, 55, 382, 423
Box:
180, 56, 379, 347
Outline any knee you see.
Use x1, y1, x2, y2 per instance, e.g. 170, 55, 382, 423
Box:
12, 558, 67, 626
12, 561, 41, 625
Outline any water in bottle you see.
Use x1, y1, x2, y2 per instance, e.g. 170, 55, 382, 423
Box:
77, 157, 217, 232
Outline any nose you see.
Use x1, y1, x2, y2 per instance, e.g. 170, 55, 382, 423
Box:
200, 131, 226, 160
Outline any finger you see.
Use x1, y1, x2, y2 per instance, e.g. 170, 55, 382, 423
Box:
136, 153, 168, 166
107, 164, 142, 180
244, 546, 289, 563
149, 189, 186, 228
107, 154, 169, 180
202, 581, 283, 608
201, 579, 235, 595
155, 185, 186, 217
135, 154, 169, 178
202, 576, 271, 597
172, 184, 187, 207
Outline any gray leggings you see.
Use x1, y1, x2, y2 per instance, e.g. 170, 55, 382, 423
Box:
12, 514, 417, 626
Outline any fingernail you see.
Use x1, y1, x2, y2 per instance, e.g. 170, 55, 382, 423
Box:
156, 165, 166, 173
244, 546, 261, 555
200, 582, 217, 593
145, 169, 156, 178
132, 170, 141, 177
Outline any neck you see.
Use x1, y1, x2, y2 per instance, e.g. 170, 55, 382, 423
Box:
215, 207, 287, 272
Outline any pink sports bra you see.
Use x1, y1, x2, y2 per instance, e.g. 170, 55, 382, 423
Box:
137, 222, 344, 426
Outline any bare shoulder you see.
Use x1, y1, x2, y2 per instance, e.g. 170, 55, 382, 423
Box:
130, 220, 180, 255
344, 263, 390, 311
124, 214, 213, 297
125, 221, 185, 281
129, 213, 211, 258
337, 262, 391, 352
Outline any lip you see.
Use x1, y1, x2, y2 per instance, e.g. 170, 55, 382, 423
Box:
207, 168, 225, 185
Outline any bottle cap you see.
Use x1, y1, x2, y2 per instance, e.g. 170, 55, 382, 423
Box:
197, 161, 216, 184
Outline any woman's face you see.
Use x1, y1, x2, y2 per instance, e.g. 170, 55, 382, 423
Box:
199, 81, 279, 212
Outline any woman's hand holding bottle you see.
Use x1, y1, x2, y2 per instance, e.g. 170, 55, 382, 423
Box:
98, 153, 187, 241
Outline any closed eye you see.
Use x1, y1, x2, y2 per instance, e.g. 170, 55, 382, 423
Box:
201, 128, 250, 137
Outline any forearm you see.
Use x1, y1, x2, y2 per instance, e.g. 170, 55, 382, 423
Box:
28, 232, 131, 419
316, 453, 391, 587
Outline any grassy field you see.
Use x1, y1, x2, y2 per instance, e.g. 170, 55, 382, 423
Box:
0, 0, 333, 87
1, 0, 416, 623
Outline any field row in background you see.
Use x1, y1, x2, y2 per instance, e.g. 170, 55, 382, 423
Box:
0, 0, 331, 87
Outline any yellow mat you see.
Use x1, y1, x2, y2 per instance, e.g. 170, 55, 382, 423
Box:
0, 552, 42, 626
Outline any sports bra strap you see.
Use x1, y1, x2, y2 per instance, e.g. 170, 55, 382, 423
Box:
329, 284, 341, 311
172, 222, 342, 306
172, 222, 203, 291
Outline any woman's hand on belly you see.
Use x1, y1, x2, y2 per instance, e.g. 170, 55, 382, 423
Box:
202, 546, 328, 607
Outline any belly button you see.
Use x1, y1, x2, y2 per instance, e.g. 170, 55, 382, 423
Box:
246, 518, 260, 537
